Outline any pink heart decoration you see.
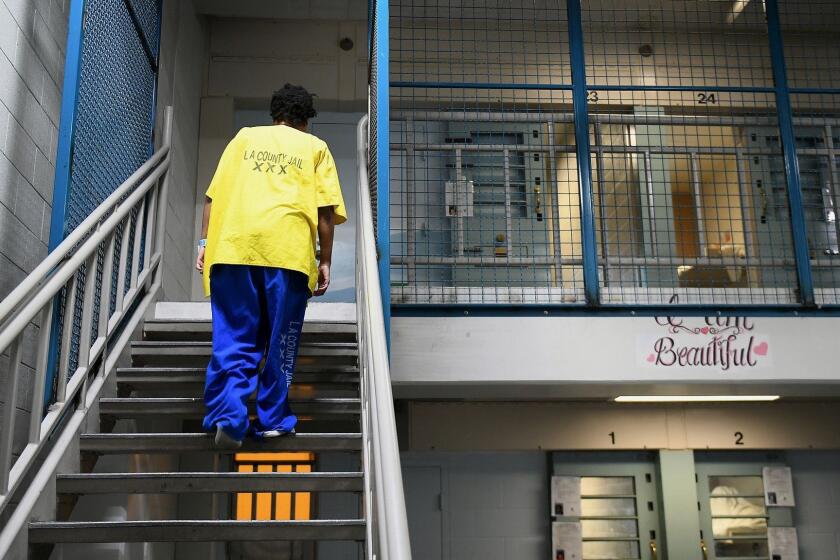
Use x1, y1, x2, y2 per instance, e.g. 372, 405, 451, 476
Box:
647, 354, 656, 363
754, 342, 768, 356
700, 327, 710, 335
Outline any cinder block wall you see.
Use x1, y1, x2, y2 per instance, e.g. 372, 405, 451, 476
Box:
0, 0, 209, 461
0, 0, 69, 459
155, 0, 210, 302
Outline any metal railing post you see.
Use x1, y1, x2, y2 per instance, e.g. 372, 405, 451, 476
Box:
0, 337, 23, 494
765, 0, 815, 306
29, 305, 53, 443
154, 107, 174, 286
0, 107, 172, 544
357, 115, 412, 560
566, 0, 600, 305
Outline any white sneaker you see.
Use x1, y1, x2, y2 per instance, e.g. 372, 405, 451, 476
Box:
214, 424, 242, 450
262, 429, 296, 438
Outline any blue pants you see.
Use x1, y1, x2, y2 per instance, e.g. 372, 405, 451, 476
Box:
203, 264, 309, 440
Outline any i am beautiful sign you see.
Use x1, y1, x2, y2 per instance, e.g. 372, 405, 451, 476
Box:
639, 299, 770, 372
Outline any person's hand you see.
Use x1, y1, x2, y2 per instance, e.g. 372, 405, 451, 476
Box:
196, 247, 205, 274
314, 262, 330, 296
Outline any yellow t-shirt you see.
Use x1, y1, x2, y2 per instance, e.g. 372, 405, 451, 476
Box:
203, 125, 347, 296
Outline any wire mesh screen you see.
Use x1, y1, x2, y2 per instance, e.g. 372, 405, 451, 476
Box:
781, 0, 840, 305
583, 1, 795, 305
386, 0, 840, 308
57, 0, 160, 380
390, 1, 582, 304
370, 0, 379, 232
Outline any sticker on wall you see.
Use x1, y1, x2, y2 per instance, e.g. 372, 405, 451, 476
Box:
551, 476, 581, 517
768, 527, 799, 560
638, 298, 772, 371
552, 522, 582, 560
763, 466, 795, 507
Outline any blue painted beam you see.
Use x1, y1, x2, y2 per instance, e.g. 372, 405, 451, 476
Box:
375, 0, 391, 349
43, 0, 87, 406
586, 84, 775, 94
48, 0, 86, 254
765, 0, 815, 306
391, 303, 838, 318
389, 83, 773, 95
390, 81, 573, 91
566, 0, 600, 305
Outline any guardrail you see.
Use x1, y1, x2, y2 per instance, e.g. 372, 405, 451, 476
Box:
357, 115, 413, 560
0, 107, 174, 555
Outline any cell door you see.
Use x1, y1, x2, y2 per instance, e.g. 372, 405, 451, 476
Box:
695, 454, 788, 560
552, 452, 664, 560
403, 466, 443, 560
446, 121, 555, 292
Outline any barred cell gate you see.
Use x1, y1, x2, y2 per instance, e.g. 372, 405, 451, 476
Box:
46, 0, 162, 404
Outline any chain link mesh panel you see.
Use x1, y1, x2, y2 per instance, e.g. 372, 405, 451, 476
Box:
56, 0, 160, 381
781, 0, 840, 305
390, 1, 582, 305
386, 0, 840, 308
582, 2, 795, 305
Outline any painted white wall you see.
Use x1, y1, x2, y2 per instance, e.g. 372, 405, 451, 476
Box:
0, 0, 68, 461
788, 452, 840, 560
391, 314, 840, 394
402, 452, 550, 560
155, 0, 210, 302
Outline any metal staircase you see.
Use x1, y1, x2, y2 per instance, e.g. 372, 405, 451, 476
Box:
0, 114, 411, 559
29, 318, 367, 553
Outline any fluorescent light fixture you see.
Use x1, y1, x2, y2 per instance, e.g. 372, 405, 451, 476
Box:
615, 395, 780, 403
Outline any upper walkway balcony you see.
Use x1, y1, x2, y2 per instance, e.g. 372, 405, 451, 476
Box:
371, 0, 840, 313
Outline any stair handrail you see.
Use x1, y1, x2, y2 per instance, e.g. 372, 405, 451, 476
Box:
356, 115, 413, 560
0, 107, 174, 556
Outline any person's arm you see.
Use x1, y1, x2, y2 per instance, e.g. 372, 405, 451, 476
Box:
314, 206, 335, 296
195, 196, 212, 273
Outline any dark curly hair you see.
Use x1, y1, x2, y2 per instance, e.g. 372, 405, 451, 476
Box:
270, 84, 317, 126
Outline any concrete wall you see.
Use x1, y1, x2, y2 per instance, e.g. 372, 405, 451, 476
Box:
155, 0, 210, 301
0, 0, 68, 457
402, 452, 549, 560
788, 452, 840, 560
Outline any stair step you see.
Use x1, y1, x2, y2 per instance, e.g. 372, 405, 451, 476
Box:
56, 472, 364, 494
131, 341, 358, 367
28, 519, 366, 543
144, 320, 357, 343
80, 433, 362, 453
117, 366, 359, 386
99, 397, 361, 417
116, 368, 360, 388
132, 341, 358, 356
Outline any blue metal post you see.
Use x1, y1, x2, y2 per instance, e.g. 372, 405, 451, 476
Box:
48, 0, 86, 253
375, 0, 391, 346
765, 0, 815, 306
43, 0, 86, 405
566, 0, 600, 305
